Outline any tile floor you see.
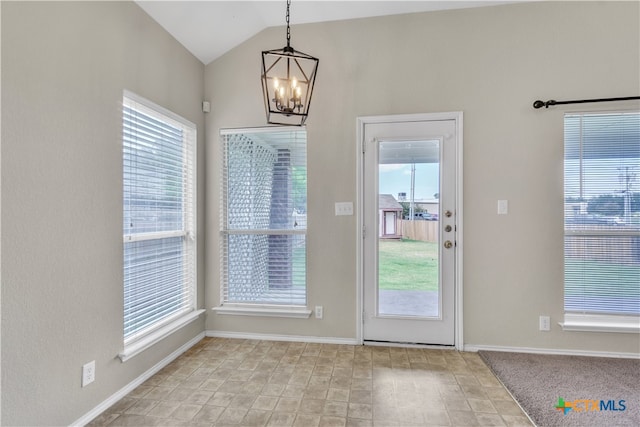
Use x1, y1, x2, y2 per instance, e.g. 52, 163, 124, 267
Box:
88, 338, 532, 426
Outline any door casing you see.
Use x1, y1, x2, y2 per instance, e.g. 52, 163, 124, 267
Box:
356, 112, 464, 350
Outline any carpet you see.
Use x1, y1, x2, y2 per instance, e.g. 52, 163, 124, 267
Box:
479, 350, 640, 426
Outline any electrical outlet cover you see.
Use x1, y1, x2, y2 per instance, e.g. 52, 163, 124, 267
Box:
497, 199, 509, 215
82, 360, 95, 387
539, 316, 550, 331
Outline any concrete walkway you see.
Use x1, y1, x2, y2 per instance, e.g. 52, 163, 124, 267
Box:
378, 289, 439, 317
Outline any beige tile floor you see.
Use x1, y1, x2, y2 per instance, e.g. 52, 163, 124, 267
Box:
88, 338, 532, 426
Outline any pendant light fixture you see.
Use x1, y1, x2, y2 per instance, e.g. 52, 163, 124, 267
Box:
261, 0, 319, 126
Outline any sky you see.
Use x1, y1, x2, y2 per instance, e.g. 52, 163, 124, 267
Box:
379, 163, 440, 201
380, 160, 638, 202
565, 159, 638, 199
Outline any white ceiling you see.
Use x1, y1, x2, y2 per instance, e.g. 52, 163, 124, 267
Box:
135, 1, 517, 65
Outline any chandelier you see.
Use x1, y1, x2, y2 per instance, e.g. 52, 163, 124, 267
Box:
261, 0, 319, 126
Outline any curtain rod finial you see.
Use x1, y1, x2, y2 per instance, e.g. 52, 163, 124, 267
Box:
533, 99, 556, 109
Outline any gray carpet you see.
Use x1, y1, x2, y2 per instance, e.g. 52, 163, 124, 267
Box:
479, 351, 640, 426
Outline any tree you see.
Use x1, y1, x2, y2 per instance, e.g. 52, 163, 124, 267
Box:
587, 194, 623, 216
586, 193, 640, 217
399, 202, 424, 219
632, 193, 640, 213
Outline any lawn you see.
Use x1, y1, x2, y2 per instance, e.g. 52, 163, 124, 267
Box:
565, 258, 640, 313
565, 259, 640, 294
378, 238, 439, 291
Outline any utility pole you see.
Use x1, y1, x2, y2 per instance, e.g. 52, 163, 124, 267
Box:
618, 166, 637, 223
410, 163, 416, 220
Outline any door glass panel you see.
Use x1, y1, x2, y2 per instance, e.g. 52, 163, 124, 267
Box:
377, 140, 440, 317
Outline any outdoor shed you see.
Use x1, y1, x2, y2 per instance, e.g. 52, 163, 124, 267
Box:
379, 194, 403, 239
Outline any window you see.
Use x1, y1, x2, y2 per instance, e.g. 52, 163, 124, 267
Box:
563, 111, 640, 331
122, 91, 197, 351
220, 128, 307, 313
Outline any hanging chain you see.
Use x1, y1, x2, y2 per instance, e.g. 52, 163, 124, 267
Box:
286, 0, 291, 48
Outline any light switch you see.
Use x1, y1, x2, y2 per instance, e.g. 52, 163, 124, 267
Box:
497, 200, 508, 215
335, 202, 353, 216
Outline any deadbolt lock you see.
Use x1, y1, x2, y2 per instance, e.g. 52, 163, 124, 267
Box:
445, 210, 453, 217
444, 240, 453, 249
444, 225, 452, 232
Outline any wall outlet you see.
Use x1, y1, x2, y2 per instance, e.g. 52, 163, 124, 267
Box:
497, 199, 509, 215
82, 360, 95, 387
539, 315, 550, 331
315, 306, 323, 319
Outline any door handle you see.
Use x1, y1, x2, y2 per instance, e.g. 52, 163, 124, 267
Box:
444, 225, 452, 232
444, 240, 453, 249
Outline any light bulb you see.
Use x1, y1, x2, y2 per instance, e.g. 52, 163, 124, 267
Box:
273, 78, 279, 89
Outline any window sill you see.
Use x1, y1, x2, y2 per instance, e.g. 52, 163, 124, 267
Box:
212, 304, 312, 318
118, 309, 205, 362
560, 313, 640, 333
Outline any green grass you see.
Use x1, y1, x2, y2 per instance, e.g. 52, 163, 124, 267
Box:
565, 259, 640, 297
293, 245, 306, 288
378, 239, 439, 291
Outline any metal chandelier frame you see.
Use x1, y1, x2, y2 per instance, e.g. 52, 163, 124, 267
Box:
261, 0, 319, 126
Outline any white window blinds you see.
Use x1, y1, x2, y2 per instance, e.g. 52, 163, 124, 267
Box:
123, 92, 196, 343
221, 128, 307, 306
564, 111, 640, 316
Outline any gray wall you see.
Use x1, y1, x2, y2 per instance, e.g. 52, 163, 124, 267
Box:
205, 2, 640, 352
1, 2, 205, 425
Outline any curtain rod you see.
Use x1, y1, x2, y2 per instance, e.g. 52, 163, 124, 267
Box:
533, 96, 640, 109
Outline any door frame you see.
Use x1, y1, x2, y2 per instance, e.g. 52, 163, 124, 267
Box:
356, 112, 464, 350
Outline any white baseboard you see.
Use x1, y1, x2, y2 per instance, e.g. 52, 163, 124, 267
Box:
206, 330, 358, 346
71, 332, 205, 427
464, 344, 640, 359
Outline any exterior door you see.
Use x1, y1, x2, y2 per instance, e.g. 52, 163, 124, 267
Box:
361, 115, 459, 345
385, 212, 396, 235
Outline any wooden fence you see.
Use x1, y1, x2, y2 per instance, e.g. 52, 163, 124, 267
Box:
399, 221, 640, 264
565, 226, 640, 266
400, 220, 439, 242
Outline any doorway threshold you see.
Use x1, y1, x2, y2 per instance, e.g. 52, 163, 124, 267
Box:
363, 340, 455, 350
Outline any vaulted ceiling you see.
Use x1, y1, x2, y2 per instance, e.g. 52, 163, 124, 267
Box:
135, 1, 517, 65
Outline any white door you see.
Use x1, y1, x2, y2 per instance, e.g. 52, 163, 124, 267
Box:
361, 114, 460, 345
385, 212, 396, 235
